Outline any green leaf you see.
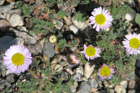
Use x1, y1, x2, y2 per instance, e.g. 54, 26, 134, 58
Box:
74, 12, 87, 22
135, 13, 140, 26
57, 10, 66, 18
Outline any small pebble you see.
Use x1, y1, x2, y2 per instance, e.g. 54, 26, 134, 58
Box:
69, 25, 79, 35
128, 80, 135, 89
114, 85, 126, 93
128, 89, 135, 93
120, 80, 128, 89
43, 42, 55, 58
125, 10, 136, 22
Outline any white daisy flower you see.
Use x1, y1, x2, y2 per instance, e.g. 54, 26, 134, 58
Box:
3, 45, 32, 73
81, 44, 101, 61
98, 64, 114, 80
89, 7, 113, 32
122, 33, 140, 55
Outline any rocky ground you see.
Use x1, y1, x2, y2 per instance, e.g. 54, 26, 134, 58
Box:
0, 0, 140, 93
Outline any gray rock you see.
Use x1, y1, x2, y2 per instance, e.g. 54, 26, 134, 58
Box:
11, 37, 24, 45
0, 36, 25, 53
25, 73, 32, 80
128, 90, 135, 93
73, 66, 83, 82
6, 70, 10, 76
125, 72, 135, 80
7, 9, 22, 16
68, 82, 78, 93
78, 82, 91, 93
72, 17, 88, 31
75, 66, 83, 76
9, 14, 23, 27
104, 80, 110, 87
6, 74, 15, 83
13, 29, 38, 44
43, 42, 55, 58
95, 76, 102, 87
17, 26, 28, 32
125, 10, 136, 22
8, 83, 16, 92
0, 36, 24, 52
120, 80, 128, 89
81, 77, 88, 82
61, 72, 69, 81
0, 19, 11, 32
69, 25, 79, 35
54, 20, 63, 30
89, 77, 98, 88
0, 63, 7, 77
128, 80, 135, 89
114, 85, 126, 93
73, 74, 81, 82
109, 89, 114, 93
0, 0, 5, 5
84, 62, 95, 79
27, 42, 42, 55
8, 88, 13, 93
0, 79, 11, 90
25, 36, 37, 45
54, 64, 63, 72
0, 36, 14, 52
0, 3, 14, 13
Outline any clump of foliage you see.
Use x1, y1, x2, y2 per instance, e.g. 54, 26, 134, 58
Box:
111, 4, 132, 20
95, 4, 134, 84
14, 0, 136, 92
74, 12, 87, 22
18, 60, 70, 92
15, 1, 56, 35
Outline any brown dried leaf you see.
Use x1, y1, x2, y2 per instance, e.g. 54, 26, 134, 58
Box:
37, 32, 43, 39
40, 4, 46, 11
43, 13, 49, 20
29, 0, 35, 5
118, 71, 125, 78
6, 0, 14, 3
32, 6, 40, 16
25, 18, 33, 28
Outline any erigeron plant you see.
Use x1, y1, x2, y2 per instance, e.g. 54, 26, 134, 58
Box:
12, 0, 137, 92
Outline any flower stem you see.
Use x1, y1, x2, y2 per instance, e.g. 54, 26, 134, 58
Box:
27, 69, 36, 77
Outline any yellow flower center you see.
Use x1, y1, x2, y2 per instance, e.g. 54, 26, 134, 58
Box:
12, 53, 25, 66
95, 14, 106, 25
129, 38, 140, 49
85, 46, 96, 57
100, 66, 111, 77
